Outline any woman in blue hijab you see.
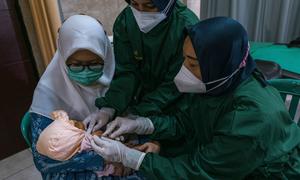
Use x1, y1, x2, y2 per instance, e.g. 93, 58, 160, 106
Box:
91, 17, 300, 179
185, 16, 257, 95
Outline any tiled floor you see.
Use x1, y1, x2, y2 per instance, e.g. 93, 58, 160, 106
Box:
0, 149, 41, 180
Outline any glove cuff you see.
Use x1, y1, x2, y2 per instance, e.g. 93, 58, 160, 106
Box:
123, 148, 146, 170
100, 107, 115, 120
135, 117, 154, 135
136, 152, 146, 170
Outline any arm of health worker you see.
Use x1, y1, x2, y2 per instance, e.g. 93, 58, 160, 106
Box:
95, 14, 139, 115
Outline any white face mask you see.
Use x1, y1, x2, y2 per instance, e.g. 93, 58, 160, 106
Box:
174, 58, 247, 94
130, 6, 167, 33
174, 43, 250, 94
174, 65, 206, 93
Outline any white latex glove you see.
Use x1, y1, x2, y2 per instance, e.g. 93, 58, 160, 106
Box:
91, 136, 146, 170
103, 116, 154, 138
83, 107, 115, 133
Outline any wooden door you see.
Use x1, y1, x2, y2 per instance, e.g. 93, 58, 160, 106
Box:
0, 0, 38, 160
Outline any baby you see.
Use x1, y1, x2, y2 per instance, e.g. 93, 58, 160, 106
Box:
36, 110, 159, 176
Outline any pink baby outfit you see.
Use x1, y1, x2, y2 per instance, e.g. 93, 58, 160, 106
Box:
36, 111, 92, 161
36, 110, 117, 177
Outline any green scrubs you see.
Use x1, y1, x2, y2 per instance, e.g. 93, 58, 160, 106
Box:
96, 1, 199, 116
140, 76, 300, 179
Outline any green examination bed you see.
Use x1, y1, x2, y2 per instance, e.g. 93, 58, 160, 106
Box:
250, 42, 300, 76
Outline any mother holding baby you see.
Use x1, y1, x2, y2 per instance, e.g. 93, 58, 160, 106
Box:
30, 0, 199, 179
30, 13, 158, 179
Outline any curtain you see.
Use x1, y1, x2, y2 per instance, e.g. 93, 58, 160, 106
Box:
200, 0, 300, 42
27, 0, 61, 70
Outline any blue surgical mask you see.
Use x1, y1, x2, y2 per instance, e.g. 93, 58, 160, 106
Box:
67, 67, 103, 86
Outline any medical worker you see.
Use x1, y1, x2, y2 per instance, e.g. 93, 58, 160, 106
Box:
84, 0, 199, 135
91, 17, 300, 179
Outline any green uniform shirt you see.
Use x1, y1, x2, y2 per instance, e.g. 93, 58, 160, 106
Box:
96, 1, 199, 116
140, 76, 300, 179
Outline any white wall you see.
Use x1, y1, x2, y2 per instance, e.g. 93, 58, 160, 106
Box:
59, 0, 201, 35
59, 0, 127, 35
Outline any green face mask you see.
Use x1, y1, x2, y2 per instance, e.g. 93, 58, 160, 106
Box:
67, 67, 103, 86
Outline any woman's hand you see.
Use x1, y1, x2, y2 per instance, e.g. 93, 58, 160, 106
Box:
83, 107, 115, 133
91, 136, 145, 170
103, 116, 154, 139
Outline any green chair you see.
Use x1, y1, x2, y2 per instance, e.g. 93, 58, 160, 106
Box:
269, 79, 300, 124
20, 112, 32, 147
